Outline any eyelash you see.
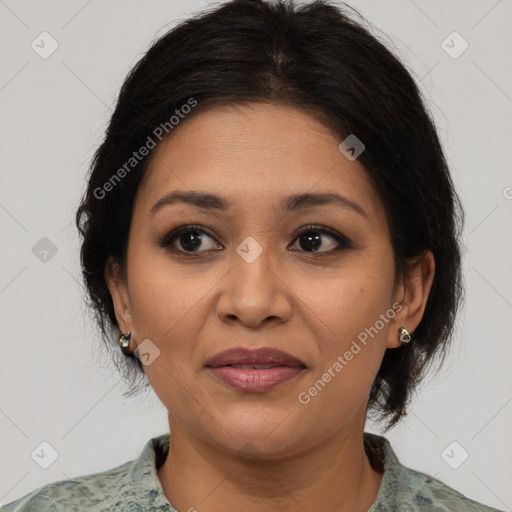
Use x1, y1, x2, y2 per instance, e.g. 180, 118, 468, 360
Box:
157, 224, 353, 257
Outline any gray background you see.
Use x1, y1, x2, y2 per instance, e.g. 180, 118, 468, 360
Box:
0, 0, 511, 509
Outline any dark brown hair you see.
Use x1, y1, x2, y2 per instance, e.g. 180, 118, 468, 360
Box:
75, 0, 464, 430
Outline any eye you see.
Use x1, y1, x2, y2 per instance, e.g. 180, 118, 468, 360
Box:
158, 224, 352, 256
289, 225, 352, 255
158, 225, 222, 254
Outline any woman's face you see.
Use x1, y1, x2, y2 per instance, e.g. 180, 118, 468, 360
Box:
107, 102, 432, 458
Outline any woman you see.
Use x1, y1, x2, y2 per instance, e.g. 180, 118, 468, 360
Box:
3, 0, 504, 510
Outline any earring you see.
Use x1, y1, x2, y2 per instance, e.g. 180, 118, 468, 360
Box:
119, 332, 132, 355
398, 327, 412, 345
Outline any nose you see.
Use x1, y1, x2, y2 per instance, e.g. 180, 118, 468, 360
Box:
216, 245, 294, 329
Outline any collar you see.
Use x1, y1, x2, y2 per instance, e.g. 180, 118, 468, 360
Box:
127, 431, 404, 511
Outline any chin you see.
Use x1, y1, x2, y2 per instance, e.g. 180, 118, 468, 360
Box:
206, 415, 304, 459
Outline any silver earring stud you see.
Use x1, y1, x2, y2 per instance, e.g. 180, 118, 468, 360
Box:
398, 327, 411, 344
119, 332, 132, 355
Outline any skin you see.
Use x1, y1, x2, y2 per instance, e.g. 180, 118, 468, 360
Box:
106, 102, 435, 512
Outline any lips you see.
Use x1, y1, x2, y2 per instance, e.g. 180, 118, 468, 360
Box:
204, 347, 306, 369
205, 347, 307, 392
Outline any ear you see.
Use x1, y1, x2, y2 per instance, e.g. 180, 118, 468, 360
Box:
386, 250, 435, 349
104, 256, 134, 335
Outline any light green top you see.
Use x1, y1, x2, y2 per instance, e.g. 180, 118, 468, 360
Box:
2, 432, 504, 511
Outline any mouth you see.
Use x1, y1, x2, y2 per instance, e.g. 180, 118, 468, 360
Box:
205, 346, 306, 368
205, 347, 307, 392
221, 363, 298, 369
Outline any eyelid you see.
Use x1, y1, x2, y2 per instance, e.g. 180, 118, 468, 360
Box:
289, 224, 352, 250
158, 224, 221, 251
158, 223, 353, 255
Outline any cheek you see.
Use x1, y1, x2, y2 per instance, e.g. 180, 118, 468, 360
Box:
311, 267, 393, 349
295, 286, 392, 429
126, 246, 209, 357
125, 253, 212, 410
299, 260, 395, 406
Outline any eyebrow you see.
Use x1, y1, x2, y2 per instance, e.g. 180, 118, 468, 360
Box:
150, 190, 367, 218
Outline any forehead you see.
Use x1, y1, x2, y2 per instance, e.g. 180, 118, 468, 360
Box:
136, 103, 383, 222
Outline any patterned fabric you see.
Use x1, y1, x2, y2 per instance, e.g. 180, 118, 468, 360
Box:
2, 432, 503, 511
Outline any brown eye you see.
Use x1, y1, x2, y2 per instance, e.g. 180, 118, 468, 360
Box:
289, 225, 352, 255
158, 224, 352, 257
158, 225, 221, 254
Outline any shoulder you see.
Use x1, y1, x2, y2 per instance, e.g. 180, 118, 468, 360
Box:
364, 433, 504, 512
1, 460, 136, 512
2, 434, 172, 512
393, 464, 504, 512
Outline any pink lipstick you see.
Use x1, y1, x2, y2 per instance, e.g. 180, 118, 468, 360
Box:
205, 347, 307, 392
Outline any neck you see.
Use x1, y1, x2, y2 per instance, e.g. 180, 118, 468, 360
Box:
157, 422, 383, 512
